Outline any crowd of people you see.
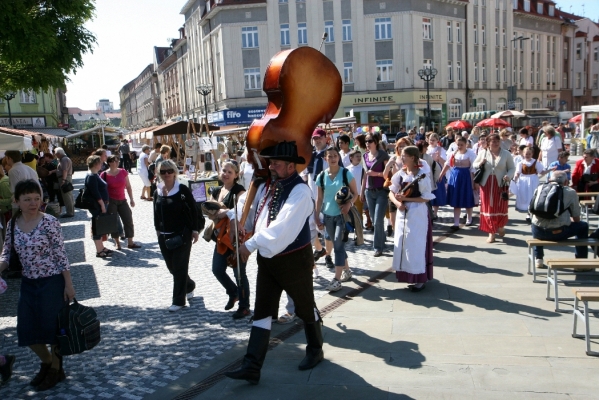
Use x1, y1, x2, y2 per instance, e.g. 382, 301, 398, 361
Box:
2, 117, 598, 388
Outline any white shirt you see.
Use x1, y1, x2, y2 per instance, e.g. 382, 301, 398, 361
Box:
519, 136, 534, 147
230, 180, 314, 258
427, 145, 447, 166
447, 149, 477, 172
339, 150, 351, 167
540, 136, 562, 168
8, 162, 39, 193
347, 164, 363, 194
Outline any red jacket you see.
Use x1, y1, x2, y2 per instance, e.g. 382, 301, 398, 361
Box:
571, 158, 599, 190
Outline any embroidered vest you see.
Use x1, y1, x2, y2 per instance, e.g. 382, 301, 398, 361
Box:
521, 160, 537, 175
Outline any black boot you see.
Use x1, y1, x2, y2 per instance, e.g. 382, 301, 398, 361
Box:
224, 326, 270, 384
298, 321, 324, 370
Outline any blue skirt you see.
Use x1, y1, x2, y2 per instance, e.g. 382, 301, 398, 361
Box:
18, 274, 65, 346
447, 167, 475, 208
431, 176, 448, 206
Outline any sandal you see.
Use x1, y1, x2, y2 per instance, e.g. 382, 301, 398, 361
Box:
127, 243, 142, 249
101, 248, 114, 256
140, 196, 147, 200
96, 250, 110, 258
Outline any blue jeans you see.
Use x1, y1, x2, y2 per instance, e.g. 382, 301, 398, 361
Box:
365, 188, 389, 251
531, 221, 589, 260
323, 214, 347, 267
212, 247, 250, 309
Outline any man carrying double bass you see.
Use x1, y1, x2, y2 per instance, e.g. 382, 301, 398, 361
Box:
224, 141, 323, 385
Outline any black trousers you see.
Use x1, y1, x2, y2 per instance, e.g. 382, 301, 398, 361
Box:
158, 232, 196, 306
122, 154, 132, 172
254, 245, 316, 323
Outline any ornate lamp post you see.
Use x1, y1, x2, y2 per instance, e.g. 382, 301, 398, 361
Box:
2, 92, 17, 128
196, 84, 212, 123
417, 67, 438, 131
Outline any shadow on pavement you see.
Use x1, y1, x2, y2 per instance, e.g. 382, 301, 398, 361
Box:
435, 256, 523, 277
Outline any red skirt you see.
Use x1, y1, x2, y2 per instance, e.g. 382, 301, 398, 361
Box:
479, 175, 508, 234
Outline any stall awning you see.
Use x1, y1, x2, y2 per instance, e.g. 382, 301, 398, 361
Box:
0, 131, 33, 151
461, 111, 498, 121
65, 126, 120, 139
152, 121, 220, 137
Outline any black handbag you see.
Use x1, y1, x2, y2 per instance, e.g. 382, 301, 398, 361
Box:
94, 213, 118, 236
2, 216, 23, 279
57, 299, 101, 356
473, 150, 486, 184
165, 234, 185, 250
61, 181, 74, 193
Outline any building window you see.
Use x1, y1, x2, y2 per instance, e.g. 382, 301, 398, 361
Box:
244, 68, 261, 90
481, 0, 486, 6
495, 27, 499, 46
594, 46, 598, 61
375, 17, 392, 40
457, 61, 462, 81
551, 68, 555, 84
342, 20, 352, 42
324, 21, 334, 42
448, 61, 453, 81
513, 0, 518, 9
513, 32, 517, 48
576, 73, 582, 89
481, 25, 486, 45
531, 34, 535, 51
548, 5, 555, 16
519, 66, 522, 83
447, 22, 452, 42
298, 23, 307, 45
344, 62, 353, 84
20, 90, 36, 104
495, 64, 499, 82
576, 43, 582, 59
536, 67, 540, 84
496, 98, 506, 111
280, 24, 290, 46
449, 99, 461, 119
242, 27, 259, 48
532, 97, 540, 108
563, 72, 568, 88
456, 22, 461, 43
536, 35, 539, 52
502, 28, 506, 47
474, 62, 479, 82
482, 63, 486, 82
474, 24, 478, 45
515, 98, 523, 111
502, 64, 506, 82
593, 74, 598, 90
477, 98, 486, 112
422, 18, 432, 40
279, 0, 288, 2
423, 59, 433, 69
524, 0, 530, 12
376, 60, 393, 82
537, 2, 543, 14
531, 68, 534, 84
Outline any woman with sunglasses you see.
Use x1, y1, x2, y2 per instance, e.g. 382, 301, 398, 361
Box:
153, 160, 200, 312
361, 133, 390, 257
208, 160, 250, 319
473, 133, 516, 243
101, 155, 141, 250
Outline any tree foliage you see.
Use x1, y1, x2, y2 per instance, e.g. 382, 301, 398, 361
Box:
0, 0, 97, 92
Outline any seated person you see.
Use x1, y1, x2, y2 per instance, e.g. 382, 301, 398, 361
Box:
571, 149, 599, 194
531, 171, 589, 269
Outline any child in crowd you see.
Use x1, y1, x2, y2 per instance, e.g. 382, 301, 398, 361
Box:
347, 150, 364, 217
548, 151, 571, 186
509, 145, 526, 197
513, 147, 552, 223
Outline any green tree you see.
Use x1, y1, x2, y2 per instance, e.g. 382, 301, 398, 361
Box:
0, 0, 97, 92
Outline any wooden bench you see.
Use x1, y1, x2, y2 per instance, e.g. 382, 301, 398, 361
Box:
571, 287, 599, 356
545, 259, 599, 312
580, 199, 595, 226
526, 238, 599, 282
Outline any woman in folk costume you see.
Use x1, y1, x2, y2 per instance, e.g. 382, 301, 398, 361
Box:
513, 147, 552, 223
389, 146, 435, 292
426, 133, 447, 220
439, 136, 477, 229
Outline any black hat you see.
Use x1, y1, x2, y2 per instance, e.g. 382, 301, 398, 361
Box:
260, 141, 306, 164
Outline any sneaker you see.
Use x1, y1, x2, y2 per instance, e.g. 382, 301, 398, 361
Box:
186, 291, 194, 300
313, 268, 319, 280
0, 355, 15, 383
232, 307, 251, 320
386, 225, 393, 237
277, 313, 297, 324
535, 259, 547, 269
325, 255, 334, 269
168, 305, 183, 312
313, 248, 327, 261
340, 269, 353, 282
326, 278, 342, 292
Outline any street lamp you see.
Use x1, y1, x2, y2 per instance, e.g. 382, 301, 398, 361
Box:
2, 92, 16, 128
508, 35, 530, 110
196, 83, 212, 123
417, 67, 438, 132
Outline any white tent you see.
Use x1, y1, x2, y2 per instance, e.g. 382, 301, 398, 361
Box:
0, 132, 33, 151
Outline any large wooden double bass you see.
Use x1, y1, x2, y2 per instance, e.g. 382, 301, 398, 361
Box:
239, 46, 342, 228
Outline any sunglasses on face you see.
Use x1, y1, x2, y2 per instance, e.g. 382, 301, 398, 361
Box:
160, 169, 175, 175
365, 139, 375, 144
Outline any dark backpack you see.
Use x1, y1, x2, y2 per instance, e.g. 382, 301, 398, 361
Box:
317, 167, 350, 190
529, 182, 566, 220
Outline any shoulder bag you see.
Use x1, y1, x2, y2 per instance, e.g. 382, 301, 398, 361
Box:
473, 150, 487, 184
57, 298, 101, 356
2, 216, 23, 279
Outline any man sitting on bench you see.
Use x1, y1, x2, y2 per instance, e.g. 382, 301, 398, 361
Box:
531, 171, 589, 269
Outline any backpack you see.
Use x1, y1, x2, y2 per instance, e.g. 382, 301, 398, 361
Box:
529, 182, 567, 220
317, 167, 350, 190
56, 299, 101, 356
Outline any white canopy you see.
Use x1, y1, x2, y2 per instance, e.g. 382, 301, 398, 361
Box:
0, 132, 33, 151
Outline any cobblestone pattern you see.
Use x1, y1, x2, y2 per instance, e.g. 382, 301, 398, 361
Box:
0, 170, 424, 399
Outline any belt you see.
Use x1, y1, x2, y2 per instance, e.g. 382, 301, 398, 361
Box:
366, 187, 389, 192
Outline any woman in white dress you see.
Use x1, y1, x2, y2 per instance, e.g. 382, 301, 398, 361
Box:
514, 147, 551, 223
539, 126, 562, 169
137, 145, 151, 200
389, 146, 435, 292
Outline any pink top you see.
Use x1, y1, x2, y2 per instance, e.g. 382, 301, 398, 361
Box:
102, 169, 128, 201
0, 214, 70, 279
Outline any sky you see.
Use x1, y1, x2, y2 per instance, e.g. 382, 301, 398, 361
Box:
66, 0, 594, 111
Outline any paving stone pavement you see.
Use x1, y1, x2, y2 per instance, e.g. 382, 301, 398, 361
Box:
0, 170, 454, 399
